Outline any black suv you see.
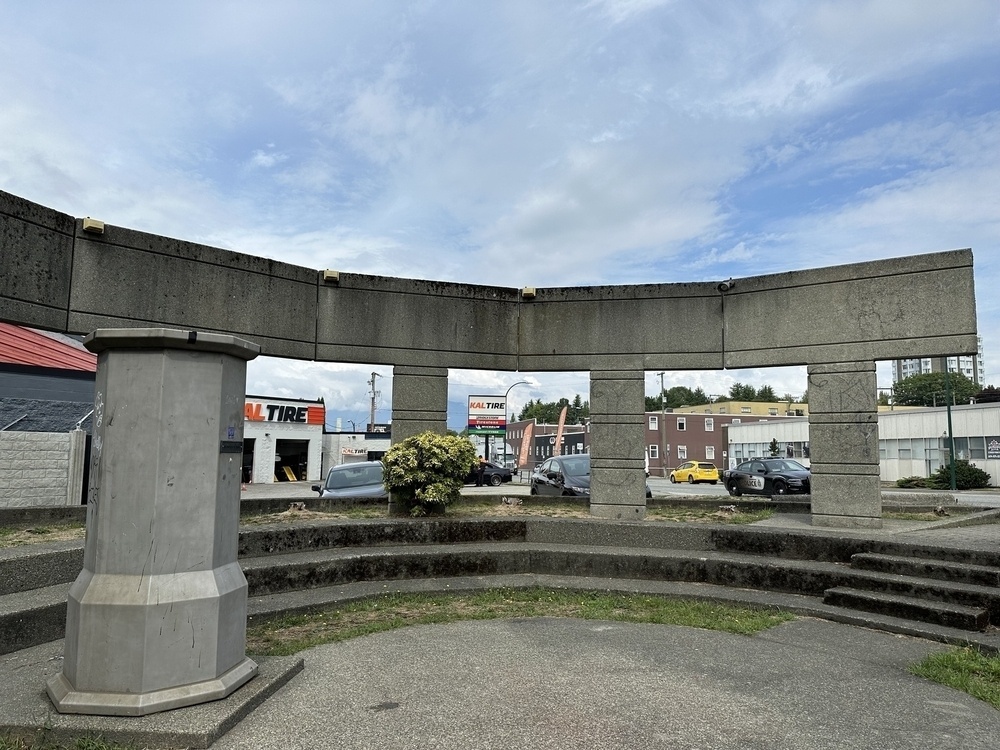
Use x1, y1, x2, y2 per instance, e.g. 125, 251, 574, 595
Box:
722, 458, 811, 496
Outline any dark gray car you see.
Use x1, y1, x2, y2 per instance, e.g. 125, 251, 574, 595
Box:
312, 461, 388, 499
530, 454, 652, 498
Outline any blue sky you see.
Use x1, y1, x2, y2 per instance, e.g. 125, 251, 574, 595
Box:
2, 1, 998, 431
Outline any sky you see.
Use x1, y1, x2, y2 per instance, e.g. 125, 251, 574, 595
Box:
2, 1, 999, 431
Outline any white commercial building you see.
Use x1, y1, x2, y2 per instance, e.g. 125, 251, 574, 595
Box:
728, 403, 1000, 485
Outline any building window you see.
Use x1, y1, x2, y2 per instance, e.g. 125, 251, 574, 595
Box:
706, 446, 715, 459
648, 444, 659, 459
741, 406, 751, 414
649, 415, 658, 430
732, 418, 741, 424
719, 407, 727, 414
705, 418, 714, 432
677, 417, 686, 431
768, 408, 778, 416
677, 445, 687, 459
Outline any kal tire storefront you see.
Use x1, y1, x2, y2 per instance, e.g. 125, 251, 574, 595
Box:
243, 396, 325, 484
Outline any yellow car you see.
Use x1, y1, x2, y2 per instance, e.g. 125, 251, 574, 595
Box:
669, 461, 719, 485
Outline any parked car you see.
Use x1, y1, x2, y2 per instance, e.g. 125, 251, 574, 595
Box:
669, 460, 719, 485
722, 458, 811, 497
466, 461, 513, 487
530, 454, 652, 498
312, 461, 388, 499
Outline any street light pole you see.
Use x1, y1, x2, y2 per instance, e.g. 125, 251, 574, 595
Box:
945, 369, 957, 491
658, 371, 666, 477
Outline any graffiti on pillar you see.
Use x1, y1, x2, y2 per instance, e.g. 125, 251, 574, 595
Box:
87, 390, 104, 508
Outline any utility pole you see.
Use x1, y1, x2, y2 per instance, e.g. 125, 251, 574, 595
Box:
368, 372, 382, 429
658, 371, 666, 477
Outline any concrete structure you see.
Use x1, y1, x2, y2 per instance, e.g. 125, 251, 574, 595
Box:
47, 329, 260, 715
0, 189, 979, 527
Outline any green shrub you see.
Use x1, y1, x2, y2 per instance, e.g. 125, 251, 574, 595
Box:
382, 431, 478, 516
895, 476, 928, 489
926, 459, 991, 490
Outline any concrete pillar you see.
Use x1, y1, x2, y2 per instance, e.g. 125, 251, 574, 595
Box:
47, 329, 261, 716
388, 365, 448, 514
807, 361, 881, 529
589, 370, 647, 520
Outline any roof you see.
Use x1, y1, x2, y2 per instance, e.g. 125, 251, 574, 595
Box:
0, 324, 96, 372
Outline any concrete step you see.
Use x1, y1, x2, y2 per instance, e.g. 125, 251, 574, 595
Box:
0, 582, 71, 655
823, 586, 990, 631
850, 552, 1000, 588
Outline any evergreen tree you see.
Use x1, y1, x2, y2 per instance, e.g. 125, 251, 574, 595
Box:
756, 385, 777, 402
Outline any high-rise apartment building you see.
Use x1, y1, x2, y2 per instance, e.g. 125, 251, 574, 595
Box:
891, 337, 984, 385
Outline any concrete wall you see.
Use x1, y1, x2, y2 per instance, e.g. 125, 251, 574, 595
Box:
0, 191, 978, 370
0, 430, 84, 507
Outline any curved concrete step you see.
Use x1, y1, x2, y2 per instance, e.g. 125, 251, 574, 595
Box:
823, 586, 990, 631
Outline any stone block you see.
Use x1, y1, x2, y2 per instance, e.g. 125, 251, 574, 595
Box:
68, 227, 316, 358
0, 190, 74, 330
807, 366, 877, 414
589, 423, 646, 460
317, 274, 519, 370
808, 422, 880, 466
809, 472, 882, 525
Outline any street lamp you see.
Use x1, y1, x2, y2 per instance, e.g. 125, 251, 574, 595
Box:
658, 371, 666, 477
503, 380, 529, 469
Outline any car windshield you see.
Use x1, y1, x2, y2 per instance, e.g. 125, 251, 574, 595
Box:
559, 457, 590, 477
765, 460, 807, 472
326, 464, 383, 489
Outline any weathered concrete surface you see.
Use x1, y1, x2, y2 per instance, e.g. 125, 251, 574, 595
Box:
723, 249, 978, 367
67, 226, 318, 360
318, 274, 519, 370
808, 362, 882, 528
518, 281, 724, 371
589, 370, 647, 519
50, 329, 261, 715
0, 191, 75, 331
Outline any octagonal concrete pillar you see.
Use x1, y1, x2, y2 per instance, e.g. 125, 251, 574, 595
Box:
47, 329, 261, 715
589, 370, 647, 520
807, 361, 881, 529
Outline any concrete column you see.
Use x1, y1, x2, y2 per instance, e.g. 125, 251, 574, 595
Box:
589, 370, 647, 520
388, 365, 448, 514
390, 365, 449, 442
807, 361, 881, 529
47, 329, 261, 716
65, 428, 86, 506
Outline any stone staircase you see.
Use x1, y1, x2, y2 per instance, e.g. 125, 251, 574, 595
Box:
3, 517, 999, 658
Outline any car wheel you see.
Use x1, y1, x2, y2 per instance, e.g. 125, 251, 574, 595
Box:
727, 482, 742, 497
669, 475, 676, 483
709, 480, 718, 485
489, 474, 502, 486
773, 480, 788, 495
530, 486, 538, 495
687, 474, 695, 484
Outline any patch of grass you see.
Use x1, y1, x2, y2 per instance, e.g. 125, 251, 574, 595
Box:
910, 646, 1000, 710
646, 505, 775, 524
0, 523, 85, 548
0, 734, 135, 750
246, 587, 795, 657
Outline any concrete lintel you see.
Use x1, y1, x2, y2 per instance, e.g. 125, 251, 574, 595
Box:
812, 513, 883, 530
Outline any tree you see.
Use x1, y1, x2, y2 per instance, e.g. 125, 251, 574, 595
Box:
892, 372, 978, 407
877, 391, 891, 407
729, 382, 757, 401
382, 431, 477, 516
755, 385, 777, 402
974, 385, 1000, 403
517, 396, 588, 424
767, 438, 780, 456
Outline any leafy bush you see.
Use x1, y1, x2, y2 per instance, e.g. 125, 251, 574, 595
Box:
382, 431, 478, 516
926, 459, 991, 490
895, 476, 928, 489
